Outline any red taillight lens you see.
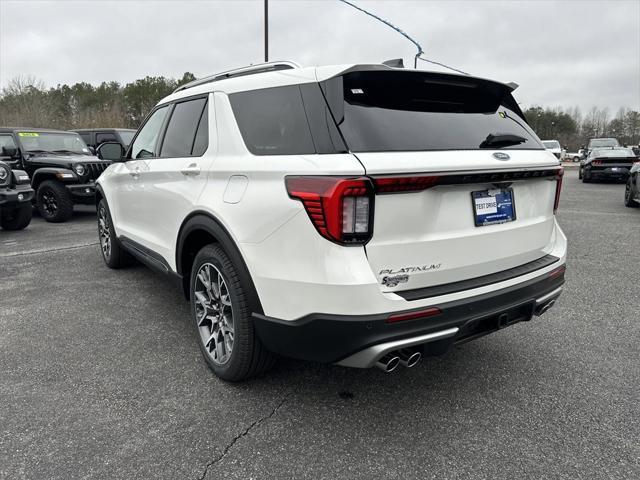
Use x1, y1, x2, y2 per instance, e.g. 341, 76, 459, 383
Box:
548, 264, 566, 279
554, 167, 564, 214
592, 159, 604, 165
285, 176, 373, 244
386, 307, 442, 324
373, 175, 440, 193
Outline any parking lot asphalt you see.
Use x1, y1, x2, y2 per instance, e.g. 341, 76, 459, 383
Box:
1, 170, 639, 480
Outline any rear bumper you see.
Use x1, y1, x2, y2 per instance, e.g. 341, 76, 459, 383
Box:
252, 265, 566, 366
0, 184, 35, 207
588, 167, 630, 179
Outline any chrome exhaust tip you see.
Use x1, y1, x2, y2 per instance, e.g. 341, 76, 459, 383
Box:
398, 349, 422, 368
535, 299, 556, 316
375, 353, 400, 373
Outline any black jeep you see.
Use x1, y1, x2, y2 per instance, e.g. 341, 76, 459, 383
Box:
0, 128, 111, 222
0, 160, 34, 230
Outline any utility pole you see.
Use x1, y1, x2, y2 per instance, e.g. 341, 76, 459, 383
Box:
264, 0, 269, 62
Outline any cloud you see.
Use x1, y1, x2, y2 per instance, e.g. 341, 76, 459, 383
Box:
0, 0, 638, 111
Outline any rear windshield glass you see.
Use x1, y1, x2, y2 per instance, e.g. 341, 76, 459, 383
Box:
589, 138, 619, 148
592, 148, 635, 157
321, 70, 542, 152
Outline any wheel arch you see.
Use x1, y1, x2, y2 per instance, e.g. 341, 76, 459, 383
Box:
31, 168, 74, 190
176, 211, 263, 314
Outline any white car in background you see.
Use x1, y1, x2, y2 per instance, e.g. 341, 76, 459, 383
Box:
95, 62, 567, 381
542, 140, 563, 160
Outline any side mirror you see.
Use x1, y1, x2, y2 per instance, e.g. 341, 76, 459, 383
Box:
1, 146, 18, 158
88, 146, 96, 155
97, 142, 125, 162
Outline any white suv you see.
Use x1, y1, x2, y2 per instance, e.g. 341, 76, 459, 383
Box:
96, 62, 567, 381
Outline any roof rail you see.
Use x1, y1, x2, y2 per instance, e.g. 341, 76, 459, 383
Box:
172, 61, 301, 93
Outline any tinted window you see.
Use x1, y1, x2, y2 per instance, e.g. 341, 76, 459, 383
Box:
96, 132, 118, 145
78, 132, 93, 146
589, 138, 619, 148
160, 97, 207, 157
593, 148, 635, 158
131, 106, 169, 159
321, 71, 543, 152
192, 104, 209, 156
230, 85, 316, 155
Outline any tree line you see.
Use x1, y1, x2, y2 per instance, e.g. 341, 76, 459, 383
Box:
524, 106, 640, 151
0, 75, 638, 150
0, 73, 195, 130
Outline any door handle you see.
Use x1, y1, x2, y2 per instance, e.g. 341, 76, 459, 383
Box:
181, 164, 201, 176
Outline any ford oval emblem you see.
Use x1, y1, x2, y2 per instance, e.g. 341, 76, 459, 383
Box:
493, 152, 510, 160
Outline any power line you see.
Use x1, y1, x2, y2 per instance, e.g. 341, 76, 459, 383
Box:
337, 0, 469, 75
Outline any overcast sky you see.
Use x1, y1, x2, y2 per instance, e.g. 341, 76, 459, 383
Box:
1, 0, 639, 113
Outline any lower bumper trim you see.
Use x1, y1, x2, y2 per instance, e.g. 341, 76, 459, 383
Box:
337, 327, 459, 368
252, 267, 565, 365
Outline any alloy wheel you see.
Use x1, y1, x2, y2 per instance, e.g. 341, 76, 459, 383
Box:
98, 206, 111, 260
194, 263, 235, 365
41, 189, 58, 216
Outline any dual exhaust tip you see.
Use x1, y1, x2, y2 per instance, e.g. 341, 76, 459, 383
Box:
375, 348, 422, 373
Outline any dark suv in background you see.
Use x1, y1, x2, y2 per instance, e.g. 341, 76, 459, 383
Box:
72, 128, 135, 150
0, 160, 34, 230
0, 128, 111, 222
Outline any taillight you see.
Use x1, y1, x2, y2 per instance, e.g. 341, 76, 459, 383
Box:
373, 175, 440, 193
554, 167, 564, 214
592, 159, 603, 165
285, 176, 374, 245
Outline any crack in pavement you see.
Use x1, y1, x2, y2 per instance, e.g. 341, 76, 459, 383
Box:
197, 397, 287, 480
0, 242, 99, 259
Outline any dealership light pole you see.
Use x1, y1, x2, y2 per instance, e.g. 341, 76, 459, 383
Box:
264, 0, 269, 62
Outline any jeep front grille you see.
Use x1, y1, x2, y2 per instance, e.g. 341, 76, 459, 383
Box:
85, 162, 110, 180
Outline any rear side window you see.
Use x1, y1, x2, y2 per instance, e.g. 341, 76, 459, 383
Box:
321, 71, 543, 152
230, 85, 316, 155
160, 97, 208, 157
78, 132, 93, 146
96, 132, 118, 145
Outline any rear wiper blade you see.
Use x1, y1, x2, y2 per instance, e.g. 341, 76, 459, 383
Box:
480, 133, 527, 149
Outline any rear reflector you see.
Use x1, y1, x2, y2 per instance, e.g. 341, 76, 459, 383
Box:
386, 307, 442, 324
548, 265, 566, 279
285, 176, 374, 245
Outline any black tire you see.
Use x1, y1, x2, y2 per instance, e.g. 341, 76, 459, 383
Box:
190, 244, 275, 381
97, 199, 135, 268
578, 167, 583, 179
582, 170, 592, 183
0, 204, 32, 230
624, 178, 639, 208
36, 180, 73, 222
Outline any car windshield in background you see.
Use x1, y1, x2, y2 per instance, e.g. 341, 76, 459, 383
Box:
543, 141, 560, 149
118, 131, 135, 146
17, 132, 90, 154
320, 70, 543, 152
592, 148, 635, 158
589, 138, 619, 148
